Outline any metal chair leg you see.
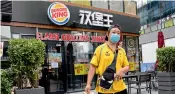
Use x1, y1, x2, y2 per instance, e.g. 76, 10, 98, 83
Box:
129, 84, 131, 94
138, 84, 141, 94
150, 82, 152, 94
146, 81, 148, 91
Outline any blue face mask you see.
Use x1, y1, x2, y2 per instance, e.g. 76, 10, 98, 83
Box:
110, 34, 120, 43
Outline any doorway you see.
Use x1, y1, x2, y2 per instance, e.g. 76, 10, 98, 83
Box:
40, 41, 66, 94
65, 41, 100, 92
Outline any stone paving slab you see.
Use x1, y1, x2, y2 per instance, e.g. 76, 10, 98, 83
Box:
68, 89, 158, 94
68, 84, 158, 94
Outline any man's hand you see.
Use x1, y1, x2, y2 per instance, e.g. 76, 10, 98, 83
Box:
115, 70, 124, 80
85, 64, 96, 94
85, 84, 91, 94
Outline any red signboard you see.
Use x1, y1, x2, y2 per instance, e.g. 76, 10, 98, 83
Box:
36, 32, 105, 43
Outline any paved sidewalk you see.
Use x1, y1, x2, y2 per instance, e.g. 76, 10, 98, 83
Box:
13, 89, 158, 94
68, 84, 158, 94
68, 89, 158, 94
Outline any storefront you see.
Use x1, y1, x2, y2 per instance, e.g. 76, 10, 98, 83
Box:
1, 1, 140, 94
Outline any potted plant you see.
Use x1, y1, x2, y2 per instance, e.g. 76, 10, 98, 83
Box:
156, 46, 175, 94
7, 39, 46, 94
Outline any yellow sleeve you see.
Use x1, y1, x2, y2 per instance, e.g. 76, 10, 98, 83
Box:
90, 46, 101, 67
122, 49, 129, 67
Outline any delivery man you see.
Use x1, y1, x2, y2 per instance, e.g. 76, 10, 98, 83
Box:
85, 25, 129, 94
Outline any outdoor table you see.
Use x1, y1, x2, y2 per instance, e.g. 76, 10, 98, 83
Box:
123, 73, 150, 94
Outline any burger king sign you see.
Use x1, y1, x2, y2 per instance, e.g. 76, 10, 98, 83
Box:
48, 2, 70, 25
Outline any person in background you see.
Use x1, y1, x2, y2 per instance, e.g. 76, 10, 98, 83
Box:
85, 25, 129, 94
119, 42, 123, 47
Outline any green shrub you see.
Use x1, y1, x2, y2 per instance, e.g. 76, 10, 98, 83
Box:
156, 46, 175, 72
7, 39, 45, 89
1, 69, 13, 94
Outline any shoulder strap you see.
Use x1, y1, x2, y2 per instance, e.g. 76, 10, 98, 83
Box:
97, 44, 105, 67
99, 48, 118, 77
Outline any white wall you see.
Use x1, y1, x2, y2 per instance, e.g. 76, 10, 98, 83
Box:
165, 38, 175, 46
142, 42, 157, 63
142, 38, 175, 63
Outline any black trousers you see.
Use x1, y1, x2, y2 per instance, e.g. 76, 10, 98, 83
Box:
98, 89, 127, 94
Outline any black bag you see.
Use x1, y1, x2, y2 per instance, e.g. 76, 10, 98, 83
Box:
98, 53, 117, 90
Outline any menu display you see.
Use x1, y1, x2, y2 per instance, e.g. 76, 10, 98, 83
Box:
48, 53, 62, 68
126, 36, 137, 71
74, 64, 90, 75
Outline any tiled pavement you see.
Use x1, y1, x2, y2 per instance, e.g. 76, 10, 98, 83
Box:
68, 89, 158, 94
68, 84, 158, 94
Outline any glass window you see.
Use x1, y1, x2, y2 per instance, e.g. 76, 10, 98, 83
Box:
92, 1, 108, 9
109, 1, 124, 12
173, 1, 175, 6
154, 9, 159, 16
1, 41, 11, 69
66, 31, 104, 92
124, 1, 136, 15
125, 36, 139, 71
21, 35, 36, 39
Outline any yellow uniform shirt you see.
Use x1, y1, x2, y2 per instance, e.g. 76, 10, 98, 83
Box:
90, 43, 129, 93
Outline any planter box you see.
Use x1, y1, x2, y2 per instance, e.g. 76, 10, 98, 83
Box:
157, 72, 175, 94
14, 86, 45, 94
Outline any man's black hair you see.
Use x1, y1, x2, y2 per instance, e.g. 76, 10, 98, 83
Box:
108, 24, 121, 32
105, 36, 108, 41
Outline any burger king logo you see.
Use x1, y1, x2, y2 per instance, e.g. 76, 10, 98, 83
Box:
47, 2, 70, 25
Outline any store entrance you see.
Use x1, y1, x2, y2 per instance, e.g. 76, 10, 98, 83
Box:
40, 40, 103, 94
42, 41, 66, 94
65, 42, 100, 92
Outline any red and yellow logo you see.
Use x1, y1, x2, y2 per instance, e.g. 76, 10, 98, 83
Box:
47, 2, 70, 25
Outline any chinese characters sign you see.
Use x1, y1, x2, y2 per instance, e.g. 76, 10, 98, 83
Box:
79, 10, 113, 27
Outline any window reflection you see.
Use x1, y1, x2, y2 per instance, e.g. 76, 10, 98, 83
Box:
66, 31, 104, 92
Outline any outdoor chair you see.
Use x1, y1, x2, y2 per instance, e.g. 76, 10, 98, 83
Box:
146, 71, 158, 91
124, 71, 136, 84
128, 72, 152, 94
128, 71, 137, 81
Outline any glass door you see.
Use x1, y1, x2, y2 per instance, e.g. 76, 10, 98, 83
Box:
65, 41, 99, 92
46, 41, 66, 94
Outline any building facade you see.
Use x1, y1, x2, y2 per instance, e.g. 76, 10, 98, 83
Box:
137, 1, 175, 72
1, 0, 140, 94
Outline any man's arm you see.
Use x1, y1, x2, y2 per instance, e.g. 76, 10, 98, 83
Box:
120, 66, 129, 74
87, 64, 96, 86
122, 49, 130, 73
116, 48, 130, 79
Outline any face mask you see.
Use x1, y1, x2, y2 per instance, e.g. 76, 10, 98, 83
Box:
110, 34, 120, 43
